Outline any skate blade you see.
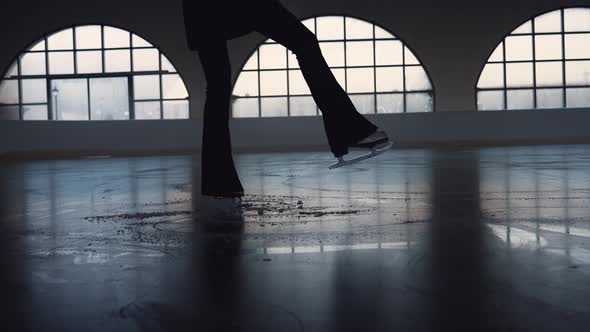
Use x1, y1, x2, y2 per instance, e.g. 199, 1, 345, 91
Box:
329, 142, 393, 169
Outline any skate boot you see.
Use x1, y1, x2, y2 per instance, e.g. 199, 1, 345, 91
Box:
329, 129, 393, 169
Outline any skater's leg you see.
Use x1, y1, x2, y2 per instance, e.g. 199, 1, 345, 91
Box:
198, 40, 244, 197
253, 1, 377, 157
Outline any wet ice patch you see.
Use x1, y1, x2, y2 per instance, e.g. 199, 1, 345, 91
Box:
74, 252, 110, 264
32, 246, 168, 264
32, 248, 83, 257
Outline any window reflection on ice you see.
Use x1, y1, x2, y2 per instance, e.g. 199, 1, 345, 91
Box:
259, 241, 414, 255
487, 224, 547, 247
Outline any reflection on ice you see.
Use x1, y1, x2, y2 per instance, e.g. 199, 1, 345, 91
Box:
489, 223, 590, 264
536, 224, 590, 238
487, 224, 548, 247
259, 241, 414, 255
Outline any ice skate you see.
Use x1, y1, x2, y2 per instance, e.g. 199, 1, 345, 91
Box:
329, 129, 393, 169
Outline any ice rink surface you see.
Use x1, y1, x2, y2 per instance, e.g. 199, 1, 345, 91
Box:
1, 145, 590, 331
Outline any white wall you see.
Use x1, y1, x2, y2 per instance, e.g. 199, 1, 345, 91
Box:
3, 109, 590, 157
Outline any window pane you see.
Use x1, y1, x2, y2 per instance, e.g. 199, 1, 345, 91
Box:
104, 27, 130, 48
0, 26, 190, 122
231, 17, 432, 118
535, 35, 562, 60
302, 19, 315, 34
259, 44, 287, 69
132, 35, 152, 47
564, 8, 590, 32
76, 51, 103, 74
233, 72, 259, 97
260, 71, 287, 96
346, 17, 373, 39
29, 40, 45, 52
404, 47, 420, 65
478, 63, 504, 88
288, 50, 299, 69
288, 70, 310, 95
161, 55, 177, 72
377, 94, 404, 113
477, 91, 505, 111
565, 34, 590, 59
376, 67, 404, 92
48, 52, 75, 74
375, 40, 403, 65
90, 77, 130, 120
537, 89, 563, 109
134, 75, 160, 100
331, 68, 346, 90
506, 89, 534, 110
47, 29, 73, 50
162, 74, 189, 99
316, 17, 344, 40
506, 63, 533, 87
261, 97, 288, 117
512, 21, 532, 34
0, 105, 20, 120
505, 35, 533, 61
133, 48, 159, 71
50, 79, 89, 120
350, 94, 375, 114
536, 61, 563, 87
21, 79, 47, 103
346, 41, 373, 66
289, 96, 316, 116
22, 105, 48, 120
488, 43, 504, 62
105, 50, 131, 72
232, 98, 259, 118
375, 26, 395, 39
534, 10, 562, 33
405, 66, 431, 91
566, 87, 590, 108
5, 63, 18, 78
406, 93, 433, 112
565, 60, 590, 85
20, 53, 46, 75
0, 80, 19, 104
134, 101, 161, 119
320, 42, 345, 67
243, 51, 258, 70
347, 68, 374, 93
75, 26, 102, 49
163, 100, 189, 119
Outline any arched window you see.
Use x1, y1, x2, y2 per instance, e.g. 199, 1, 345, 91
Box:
477, 7, 590, 111
232, 16, 433, 118
0, 25, 190, 120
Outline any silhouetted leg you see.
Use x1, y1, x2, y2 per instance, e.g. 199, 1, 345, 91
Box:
198, 41, 244, 197
253, 1, 377, 157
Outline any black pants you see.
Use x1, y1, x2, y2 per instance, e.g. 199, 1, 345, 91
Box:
198, 0, 377, 196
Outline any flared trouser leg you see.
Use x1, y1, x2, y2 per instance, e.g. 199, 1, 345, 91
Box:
195, 0, 379, 197
198, 42, 244, 196
254, 1, 377, 157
